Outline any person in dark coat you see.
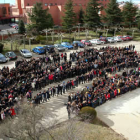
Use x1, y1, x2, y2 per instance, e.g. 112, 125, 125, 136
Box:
46, 88, 50, 100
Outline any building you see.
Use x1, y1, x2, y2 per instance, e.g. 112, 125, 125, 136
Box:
11, 0, 109, 25
0, 3, 20, 24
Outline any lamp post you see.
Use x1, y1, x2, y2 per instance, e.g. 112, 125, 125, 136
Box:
46, 31, 48, 42
106, 29, 109, 37
77, 23, 81, 39
73, 31, 77, 41
85, 29, 89, 40
114, 28, 117, 37
0, 30, 4, 43
51, 31, 54, 44
132, 30, 135, 38
22, 35, 25, 49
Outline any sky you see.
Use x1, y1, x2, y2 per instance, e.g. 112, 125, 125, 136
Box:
0, 0, 140, 5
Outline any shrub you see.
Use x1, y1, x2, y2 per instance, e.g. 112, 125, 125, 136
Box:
98, 31, 103, 37
40, 40, 47, 45
126, 32, 132, 35
79, 106, 97, 122
62, 39, 71, 43
36, 35, 46, 42
0, 43, 4, 53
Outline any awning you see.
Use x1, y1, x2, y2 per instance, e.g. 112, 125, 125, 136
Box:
0, 16, 20, 20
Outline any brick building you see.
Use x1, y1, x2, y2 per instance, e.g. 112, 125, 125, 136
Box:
11, 0, 109, 25
0, 3, 20, 24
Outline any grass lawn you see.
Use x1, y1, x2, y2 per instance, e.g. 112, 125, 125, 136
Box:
41, 118, 126, 140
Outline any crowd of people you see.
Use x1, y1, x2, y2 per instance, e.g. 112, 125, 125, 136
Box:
0, 44, 139, 121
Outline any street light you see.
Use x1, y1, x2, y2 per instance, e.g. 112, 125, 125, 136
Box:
29, 37, 34, 51
77, 23, 81, 39
0, 30, 4, 43
114, 28, 117, 37
85, 29, 89, 40
51, 31, 54, 44
132, 30, 135, 37
106, 29, 109, 37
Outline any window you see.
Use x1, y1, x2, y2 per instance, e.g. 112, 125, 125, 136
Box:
79, 4, 82, 6
27, 3, 29, 6
49, 3, 53, 6
45, 3, 48, 6
2, 7, 7, 16
55, 3, 57, 5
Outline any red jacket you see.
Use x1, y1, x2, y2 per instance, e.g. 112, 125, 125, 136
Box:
10, 108, 16, 116
71, 80, 74, 86
107, 93, 110, 99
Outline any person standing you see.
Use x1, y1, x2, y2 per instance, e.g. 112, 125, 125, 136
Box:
67, 102, 71, 119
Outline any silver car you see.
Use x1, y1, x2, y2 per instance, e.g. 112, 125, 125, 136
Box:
107, 37, 115, 43
54, 44, 67, 51
20, 49, 32, 58
0, 53, 7, 63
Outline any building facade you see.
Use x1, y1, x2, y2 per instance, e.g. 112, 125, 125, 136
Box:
0, 3, 20, 24
11, 0, 109, 25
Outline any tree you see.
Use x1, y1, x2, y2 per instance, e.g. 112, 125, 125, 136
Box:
0, 105, 56, 140
122, 1, 137, 28
62, 0, 76, 29
28, 2, 53, 34
18, 20, 25, 34
103, 0, 122, 26
84, 0, 101, 28
135, 10, 140, 30
78, 7, 84, 24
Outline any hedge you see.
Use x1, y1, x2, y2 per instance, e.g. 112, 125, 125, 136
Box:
79, 106, 97, 122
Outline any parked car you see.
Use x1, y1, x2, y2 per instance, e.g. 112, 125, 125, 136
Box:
89, 39, 102, 45
81, 40, 92, 46
72, 41, 85, 48
20, 49, 32, 57
107, 37, 115, 43
43, 45, 55, 53
99, 37, 108, 44
54, 44, 67, 51
123, 35, 133, 40
61, 42, 73, 49
15, 26, 18, 30
5, 52, 17, 60
0, 53, 7, 63
117, 36, 127, 41
32, 46, 45, 54
9, 23, 18, 28
114, 37, 123, 42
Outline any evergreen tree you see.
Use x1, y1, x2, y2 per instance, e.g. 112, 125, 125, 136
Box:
136, 10, 140, 30
122, 1, 137, 28
28, 2, 53, 33
84, 0, 101, 27
78, 7, 84, 24
18, 20, 25, 34
104, 0, 122, 26
62, 0, 76, 29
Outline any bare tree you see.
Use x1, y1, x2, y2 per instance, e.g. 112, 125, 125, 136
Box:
0, 104, 56, 140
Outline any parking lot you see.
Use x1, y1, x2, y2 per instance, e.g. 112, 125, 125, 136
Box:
0, 24, 18, 35
0, 40, 139, 69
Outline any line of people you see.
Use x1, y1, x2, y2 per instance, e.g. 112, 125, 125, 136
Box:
0, 45, 139, 120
